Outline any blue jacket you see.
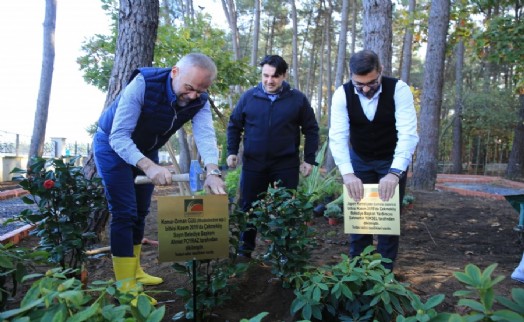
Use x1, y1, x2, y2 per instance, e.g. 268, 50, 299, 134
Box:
98, 67, 208, 153
227, 82, 319, 171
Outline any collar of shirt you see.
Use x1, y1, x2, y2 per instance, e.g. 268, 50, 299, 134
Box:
263, 86, 283, 102
353, 85, 383, 121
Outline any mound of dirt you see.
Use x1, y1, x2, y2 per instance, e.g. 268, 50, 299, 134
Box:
7, 184, 524, 321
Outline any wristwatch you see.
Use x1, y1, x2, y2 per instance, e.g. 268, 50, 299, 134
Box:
388, 168, 405, 179
207, 168, 222, 178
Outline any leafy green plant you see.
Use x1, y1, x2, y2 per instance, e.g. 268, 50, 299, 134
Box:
171, 205, 250, 321
9, 156, 107, 271
0, 243, 48, 311
172, 259, 249, 321
224, 166, 242, 200
450, 263, 524, 321
240, 312, 269, 321
0, 267, 165, 321
323, 203, 342, 219
289, 246, 420, 321
298, 141, 341, 205
250, 186, 317, 286
402, 194, 415, 208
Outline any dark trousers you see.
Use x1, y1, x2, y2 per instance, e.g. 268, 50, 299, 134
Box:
93, 132, 156, 257
349, 150, 406, 270
239, 166, 299, 256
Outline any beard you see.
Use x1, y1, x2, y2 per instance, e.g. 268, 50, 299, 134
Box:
356, 86, 379, 99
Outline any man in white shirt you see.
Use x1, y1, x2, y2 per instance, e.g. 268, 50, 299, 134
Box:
329, 50, 419, 271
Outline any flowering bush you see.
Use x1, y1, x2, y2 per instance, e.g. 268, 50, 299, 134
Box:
10, 157, 107, 271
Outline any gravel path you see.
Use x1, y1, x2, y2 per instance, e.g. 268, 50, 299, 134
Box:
0, 196, 37, 236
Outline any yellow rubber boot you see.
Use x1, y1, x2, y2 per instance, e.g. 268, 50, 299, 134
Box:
134, 244, 164, 285
112, 256, 157, 305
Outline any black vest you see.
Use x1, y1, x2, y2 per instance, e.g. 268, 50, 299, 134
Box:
343, 76, 398, 160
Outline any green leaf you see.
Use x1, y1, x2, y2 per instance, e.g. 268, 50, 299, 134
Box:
145, 306, 166, 322
0, 255, 14, 269
66, 303, 99, 322
457, 298, 485, 312
490, 309, 524, 322
137, 295, 152, 317
423, 294, 445, 310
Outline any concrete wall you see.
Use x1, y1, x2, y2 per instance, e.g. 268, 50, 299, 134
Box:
1, 156, 28, 181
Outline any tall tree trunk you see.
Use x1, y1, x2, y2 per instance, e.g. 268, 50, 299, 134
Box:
350, 0, 357, 55
28, 0, 56, 161
316, 23, 326, 124
250, 0, 261, 67
335, 0, 350, 89
290, 0, 300, 89
506, 94, 524, 179
362, 0, 393, 75
412, 0, 450, 190
451, 40, 464, 174
83, 0, 159, 241
178, 128, 191, 173
222, 0, 241, 60
400, 0, 415, 83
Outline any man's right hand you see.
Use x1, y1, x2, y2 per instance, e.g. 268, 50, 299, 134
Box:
137, 157, 172, 185
227, 154, 238, 168
343, 173, 364, 203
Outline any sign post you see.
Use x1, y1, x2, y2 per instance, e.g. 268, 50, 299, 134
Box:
157, 194, 229, 320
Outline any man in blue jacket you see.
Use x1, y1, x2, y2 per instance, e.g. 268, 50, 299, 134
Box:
227, 54, 319, 258
94, 53, 226, 304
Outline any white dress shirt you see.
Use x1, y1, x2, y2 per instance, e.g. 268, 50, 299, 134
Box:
329, 79, 419, 175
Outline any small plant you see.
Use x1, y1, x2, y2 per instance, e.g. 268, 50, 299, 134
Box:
0, 243, 48, 310
171, 206, 250, 321
0, 267, 165, 321
402, 194, 415, 208
224, 166, 242, 200
298, 141, 340, 206
323, 203, 342, 219
289, 246, 420, 321
250, 185, 317, 286
172, 259, 249, 321
9, 157, 107, 271
240, 312, 269, 321
450, 263, 524, 321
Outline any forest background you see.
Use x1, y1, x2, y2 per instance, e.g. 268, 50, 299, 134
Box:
25, 0, 524, 190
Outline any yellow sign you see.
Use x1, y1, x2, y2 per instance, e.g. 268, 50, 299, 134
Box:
157, 195, 229, 262
343, 184, 400, 235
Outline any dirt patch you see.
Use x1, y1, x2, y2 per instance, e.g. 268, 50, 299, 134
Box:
7, 184, 524, 321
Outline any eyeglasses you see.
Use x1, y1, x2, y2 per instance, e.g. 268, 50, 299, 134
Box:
351, 73, 382, 89
184, 83, 207, 95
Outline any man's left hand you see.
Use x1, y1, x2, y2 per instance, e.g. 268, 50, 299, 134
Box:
204, 174, 226, 195
300, 162, 313, 177
378, 173, 399, 201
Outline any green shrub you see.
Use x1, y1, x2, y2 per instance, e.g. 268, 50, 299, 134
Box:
224, 166, 242, 200
290, 246, 419, 321
0, 243, 48, 311
250, 186, 317, 286
172, 259, 249, 321
10, 157, 107, 271
0, 267, 165, 321
298, 141, 340, 205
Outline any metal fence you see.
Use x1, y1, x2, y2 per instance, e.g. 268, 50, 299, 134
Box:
0, 130, 91, 158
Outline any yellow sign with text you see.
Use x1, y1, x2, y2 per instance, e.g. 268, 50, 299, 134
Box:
157, 195, 229, 262
343, 184, 400, 235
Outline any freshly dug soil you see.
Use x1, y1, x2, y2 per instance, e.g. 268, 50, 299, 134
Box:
5, 184, 524, 321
